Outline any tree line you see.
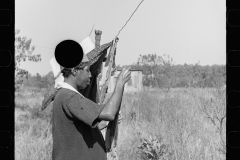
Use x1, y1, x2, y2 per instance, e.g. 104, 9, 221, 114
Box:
120, 53, 225, 89
15, 29, 225, 90
22, 71, 54, 89
23, 53, 225, 90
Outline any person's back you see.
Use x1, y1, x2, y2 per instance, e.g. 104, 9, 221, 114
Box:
52, 88, 107, 160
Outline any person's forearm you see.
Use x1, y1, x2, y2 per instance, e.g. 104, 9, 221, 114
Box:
98, 83, 124, 121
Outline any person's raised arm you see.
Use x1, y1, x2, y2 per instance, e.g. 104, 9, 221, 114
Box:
98, 67, 131, 121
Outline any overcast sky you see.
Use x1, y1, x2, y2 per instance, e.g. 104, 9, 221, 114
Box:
16, 0, 226, 76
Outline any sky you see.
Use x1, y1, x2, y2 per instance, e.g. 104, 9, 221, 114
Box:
16, 0, 226, 76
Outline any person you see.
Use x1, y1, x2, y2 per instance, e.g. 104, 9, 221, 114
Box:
51, 41, 131, 160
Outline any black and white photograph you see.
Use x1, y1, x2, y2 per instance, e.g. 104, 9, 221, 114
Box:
15, 0, 226, 159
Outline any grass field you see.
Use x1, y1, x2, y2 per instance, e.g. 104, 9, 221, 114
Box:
15, 87, 226, 160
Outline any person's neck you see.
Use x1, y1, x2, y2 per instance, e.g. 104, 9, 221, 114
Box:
64, 79, 78, 91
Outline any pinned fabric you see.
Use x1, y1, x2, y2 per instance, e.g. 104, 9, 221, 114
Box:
79, 42, 112, 103
50, 57, 64, 88
41, 37, 112, 110
87, 42, 112, 65
80, 37, 95, 55
51, 38, 112, 87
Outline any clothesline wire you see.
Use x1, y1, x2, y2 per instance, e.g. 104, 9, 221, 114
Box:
89, 24, 95, 36
35, 0, 146, 48
116, 0, 145, 37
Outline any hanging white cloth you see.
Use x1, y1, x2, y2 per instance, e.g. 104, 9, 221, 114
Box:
50, 36, 95, 88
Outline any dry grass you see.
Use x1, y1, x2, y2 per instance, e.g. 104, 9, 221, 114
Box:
15, 87, 226, 160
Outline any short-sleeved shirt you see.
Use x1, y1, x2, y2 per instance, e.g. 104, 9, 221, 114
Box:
52, 88, 107, 160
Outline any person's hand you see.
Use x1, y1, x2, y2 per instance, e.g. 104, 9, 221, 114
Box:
116, 67, 131, 88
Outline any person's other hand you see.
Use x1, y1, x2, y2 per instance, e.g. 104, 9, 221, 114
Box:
116, 67, 131, 88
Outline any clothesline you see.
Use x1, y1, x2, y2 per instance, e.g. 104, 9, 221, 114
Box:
35, 0, 146, 49
116, 0, 145, 37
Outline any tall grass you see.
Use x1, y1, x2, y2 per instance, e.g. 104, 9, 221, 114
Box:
15, 87, 226, 160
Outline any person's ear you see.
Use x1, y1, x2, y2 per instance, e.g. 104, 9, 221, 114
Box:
71, 68, 78, 77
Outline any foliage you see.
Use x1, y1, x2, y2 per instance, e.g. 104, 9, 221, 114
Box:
15, 29, 41, 90
118, 88, 225, 160
137, 53, 174, 89
19, 51, 225, 91
199, 88, 226, 155
137, 135, 174, 160
15, 88, 226, 160
121, 53, 225, 89
23, 71, 54, 90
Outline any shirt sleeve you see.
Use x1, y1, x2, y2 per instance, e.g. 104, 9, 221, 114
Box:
64, 93, 105, 128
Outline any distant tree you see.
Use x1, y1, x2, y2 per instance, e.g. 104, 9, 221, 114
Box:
41, 71, 54, 89
35, 73, 47, 89
45, 71, 54, 84
36, 73, 41, 78
23, 73, 35, 87
23, 71, 54, 90
137, 53, 174, 89
15, 29, 41, 90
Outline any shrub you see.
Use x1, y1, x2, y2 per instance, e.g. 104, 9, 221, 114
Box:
137, 135, 175, 160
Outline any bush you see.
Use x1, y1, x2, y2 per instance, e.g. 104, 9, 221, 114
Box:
137, 135, 175, 160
